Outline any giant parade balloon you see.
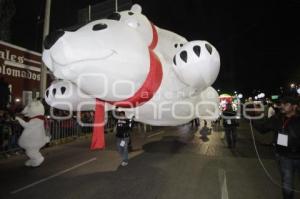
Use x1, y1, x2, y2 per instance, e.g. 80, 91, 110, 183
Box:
42, 4, 221, 149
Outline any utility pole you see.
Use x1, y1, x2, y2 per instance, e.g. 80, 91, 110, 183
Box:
115, 0, 118, 12
39, 0, 51, 98
88, 4, 91, 21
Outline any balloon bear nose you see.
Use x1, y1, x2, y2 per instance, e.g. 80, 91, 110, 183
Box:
44, 30, 65, 50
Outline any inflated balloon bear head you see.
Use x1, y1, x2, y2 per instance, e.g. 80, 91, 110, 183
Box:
22, 100, 45, 117
42, 13, 153, 102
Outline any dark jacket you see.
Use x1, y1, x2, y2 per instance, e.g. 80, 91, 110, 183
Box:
222, 110, 239, 128
253, 114, 300, 158
116, 118, 131, 138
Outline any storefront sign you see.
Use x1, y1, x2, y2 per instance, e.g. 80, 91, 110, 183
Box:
0, 41, 41, 81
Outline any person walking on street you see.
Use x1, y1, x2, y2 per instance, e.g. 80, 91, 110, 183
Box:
128, 116, 135, 152
253, 96, 300, 199
222, 103, 239, 148
199, 120, 211, 141
115, 111, 131, 166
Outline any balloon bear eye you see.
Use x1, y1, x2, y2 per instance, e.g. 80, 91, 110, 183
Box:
128, 11, 134, 15
180, 43, 183, 47
93, 23, 107, 31
174, 44, 178, 48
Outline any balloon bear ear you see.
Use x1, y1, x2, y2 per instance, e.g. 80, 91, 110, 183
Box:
131, 4, 142, 13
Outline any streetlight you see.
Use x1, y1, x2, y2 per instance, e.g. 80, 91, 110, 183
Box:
258, 93, 265, 98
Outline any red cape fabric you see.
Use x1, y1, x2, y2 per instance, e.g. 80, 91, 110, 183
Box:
90, 100, 105, 150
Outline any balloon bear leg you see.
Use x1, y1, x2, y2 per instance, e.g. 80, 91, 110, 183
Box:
25, 149, 44, 167
172, 41, 220, 90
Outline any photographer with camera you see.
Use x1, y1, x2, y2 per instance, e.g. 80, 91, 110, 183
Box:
253, 96, 300, 199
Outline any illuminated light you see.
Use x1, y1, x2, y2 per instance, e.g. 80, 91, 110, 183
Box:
238, 94, 243, 99
258, 93, 265, 98
297, 88, 300, 94
291, 83, 296, 88
15, 98, 21, 102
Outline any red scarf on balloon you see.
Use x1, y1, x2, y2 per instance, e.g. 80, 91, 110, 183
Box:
90, 23, 162, 150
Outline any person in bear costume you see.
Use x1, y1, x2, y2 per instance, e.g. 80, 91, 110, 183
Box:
16, 100, 50, 167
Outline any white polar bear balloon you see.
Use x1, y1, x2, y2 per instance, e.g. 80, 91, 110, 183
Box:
16, 100, 50, 167
42, 4, 220, 148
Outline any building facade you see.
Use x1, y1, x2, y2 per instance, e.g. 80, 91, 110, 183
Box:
0, 40, 43, 106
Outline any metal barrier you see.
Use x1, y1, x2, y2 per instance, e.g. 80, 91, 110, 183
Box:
0, 120, 22, 155
0, 111, 117, 157
0, 110, 154, 158
46, 118, 82, 144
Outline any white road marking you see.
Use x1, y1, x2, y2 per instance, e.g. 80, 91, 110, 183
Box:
11, 157, 97, 194
147, 131, 164, 138
218, 168, 229, 199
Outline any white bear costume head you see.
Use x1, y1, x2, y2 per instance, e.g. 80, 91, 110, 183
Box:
22, 100, 45, 117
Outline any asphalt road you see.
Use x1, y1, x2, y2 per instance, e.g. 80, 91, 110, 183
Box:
0, 120, 296, 199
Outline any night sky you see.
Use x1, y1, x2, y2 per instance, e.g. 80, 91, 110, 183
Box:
8, 0, 300, 97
